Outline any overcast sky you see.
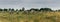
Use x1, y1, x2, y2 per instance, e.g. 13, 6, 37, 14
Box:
0, 0, 60, 10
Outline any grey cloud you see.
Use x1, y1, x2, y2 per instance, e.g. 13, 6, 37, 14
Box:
0, 0, 22, 5
0, 0, 59, 10
22, 0, 60, 4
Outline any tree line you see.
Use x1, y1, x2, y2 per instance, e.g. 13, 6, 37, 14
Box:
0, 7, 59, 12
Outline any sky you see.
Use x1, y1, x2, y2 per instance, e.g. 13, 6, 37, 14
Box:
0, 0, 60, 10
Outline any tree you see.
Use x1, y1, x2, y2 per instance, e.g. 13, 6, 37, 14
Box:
19, 9, 22, 11
30, 8, 39, 11
56, 9, 60, 12
11, 8, 14, 11
39, 8, 52, 11
8, 8, 14, 11
3, 8, 8, 11
9, 8, 11, 11
22, 7, 25, 11
16, 9, 18, 12
0, 8, 3, 11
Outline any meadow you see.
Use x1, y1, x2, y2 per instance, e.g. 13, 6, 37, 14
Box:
0, 11, 59, 22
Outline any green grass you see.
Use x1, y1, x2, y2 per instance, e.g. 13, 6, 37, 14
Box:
0, 11, 59, 22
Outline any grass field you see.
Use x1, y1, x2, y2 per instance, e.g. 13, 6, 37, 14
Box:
0, 11, 60, 22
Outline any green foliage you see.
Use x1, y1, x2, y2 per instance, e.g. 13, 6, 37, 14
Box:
40, 8, 52, 11
22, 7, 25, 11
30, 8, 39, 11
16, 9, 18, 11
19, 9, 22, 11
11, 8, 14, 11
0, 8, 3, 11
3, 8, 8, 11
0, 7, 55, 12
9, 8, 11, 11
